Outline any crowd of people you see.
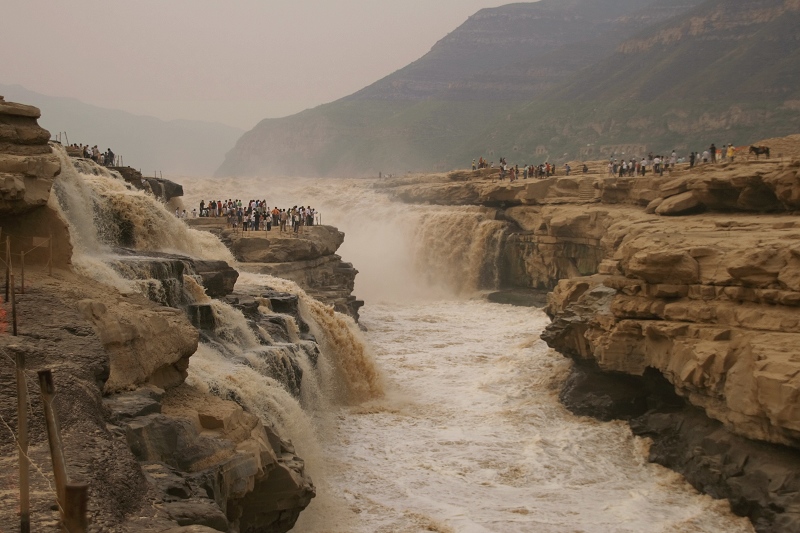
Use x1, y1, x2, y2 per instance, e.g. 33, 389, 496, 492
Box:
471, 142, 744, 183
191, 199, 318, 235
474, 157, 590, 182
68, 144, 117, 166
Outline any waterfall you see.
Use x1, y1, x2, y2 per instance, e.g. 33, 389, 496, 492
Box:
49, 147, 384, 508
180, 176, 510, 301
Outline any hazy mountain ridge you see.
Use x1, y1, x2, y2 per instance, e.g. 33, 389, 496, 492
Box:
218, 0, 798, 178
463, 0, 800, 163
0, 84, 243, 176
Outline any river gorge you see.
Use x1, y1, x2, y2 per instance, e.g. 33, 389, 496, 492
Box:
2, 98, 799, 532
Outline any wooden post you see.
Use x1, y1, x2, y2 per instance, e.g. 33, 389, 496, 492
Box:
15, 349, 30, 533
10, 271, 17, 336
38, 370, 68, 513
49, 230, 54, 276
63, 483, 88, 533
20, 250, 25, 295
5, 237, 10, 301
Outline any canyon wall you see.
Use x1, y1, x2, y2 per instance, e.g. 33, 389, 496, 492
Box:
379, 148, 800, 532
0, 99, 322, 532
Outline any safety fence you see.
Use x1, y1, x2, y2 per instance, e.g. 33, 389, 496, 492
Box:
1, 229, 88, 531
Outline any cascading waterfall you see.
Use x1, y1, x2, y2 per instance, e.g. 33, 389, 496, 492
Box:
179, 174, 755, 532
180, 176, 511, 301
238, 272, 383, 404
49, 148, 384, 521
50, 154, 757, 531
412, 210, 506, 294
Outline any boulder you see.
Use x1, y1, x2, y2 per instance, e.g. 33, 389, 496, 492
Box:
655, 191, 703, 216
78, 295, 199, 393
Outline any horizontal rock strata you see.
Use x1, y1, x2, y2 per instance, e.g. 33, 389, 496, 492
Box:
379, 145, 800, 532
187, 218, 364, 320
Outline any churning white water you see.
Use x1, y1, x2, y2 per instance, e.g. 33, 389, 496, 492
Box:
179, 175, 754, 532
49, 153, 756, 531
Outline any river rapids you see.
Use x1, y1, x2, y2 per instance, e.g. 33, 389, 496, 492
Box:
177, 176, 753, 533
51, 152, 754, 532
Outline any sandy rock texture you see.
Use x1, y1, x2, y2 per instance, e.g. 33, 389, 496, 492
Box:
0, 97, 61, 214
379, 139, 800, 532
0, 98, 317, 532
187, 218, 363, 320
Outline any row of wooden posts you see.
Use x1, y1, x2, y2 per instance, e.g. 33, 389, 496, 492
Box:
14, 356, 89, 532
3, 232, 87, 531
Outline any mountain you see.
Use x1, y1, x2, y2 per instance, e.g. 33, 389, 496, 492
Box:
0, 84, 243, 176
218, 0, 800, 177
464, 0, 800, 162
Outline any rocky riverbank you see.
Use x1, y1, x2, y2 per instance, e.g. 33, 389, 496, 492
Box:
0, 98, 355, 532
376, 139, 800, 532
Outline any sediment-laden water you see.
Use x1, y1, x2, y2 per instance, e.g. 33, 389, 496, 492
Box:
179, 176, 754, 532
45, 155, 756, 531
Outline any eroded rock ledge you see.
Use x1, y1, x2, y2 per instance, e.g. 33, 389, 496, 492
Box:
0, 98, 316, 532
187, 217, 364, 320
378, 144, 800, 532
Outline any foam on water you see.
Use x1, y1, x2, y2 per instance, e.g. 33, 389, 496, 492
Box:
58, 158, 754, 532
295, 300, 754, 532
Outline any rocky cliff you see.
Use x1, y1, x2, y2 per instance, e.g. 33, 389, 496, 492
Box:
378, 137, 800, 532
186, 217, 364, 321
0, 99, 322, 532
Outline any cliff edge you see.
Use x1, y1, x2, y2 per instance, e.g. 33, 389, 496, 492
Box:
0, 99, 316, 533
378, 137, 800, 532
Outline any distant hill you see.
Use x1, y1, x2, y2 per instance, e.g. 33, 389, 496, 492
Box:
218, 0, 799, 177
0, 84, 243, 177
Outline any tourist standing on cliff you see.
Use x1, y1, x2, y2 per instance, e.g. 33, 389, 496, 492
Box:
710, 143, 717, 163
280, 209, 288, 232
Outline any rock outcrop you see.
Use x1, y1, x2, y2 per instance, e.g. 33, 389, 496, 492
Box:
187, 218, 364, 320
110, 165, 185, 202
0, 270, 316, 532
379, 141, 800, 533
0, 98, 317, 532
0, 96, 61, 213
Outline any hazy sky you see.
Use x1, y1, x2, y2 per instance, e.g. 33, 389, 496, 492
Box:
2, 0, 514, 130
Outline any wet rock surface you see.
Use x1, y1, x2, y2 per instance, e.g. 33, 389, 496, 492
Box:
187, 218, 363, 321
382, 140, 800, 533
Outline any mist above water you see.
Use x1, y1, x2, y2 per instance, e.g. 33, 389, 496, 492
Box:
179, 175, 753, 532
180, 176, 507, 302
47, 157, 756, 531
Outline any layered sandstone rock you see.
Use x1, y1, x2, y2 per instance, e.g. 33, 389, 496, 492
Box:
0, 97, 61, 212
106, 384, 315, 532
0, 99, 317, 532
0, 97, 72, 266
379, 143, 800, 532
0, 97, 61, 214
187, 218, 364, 320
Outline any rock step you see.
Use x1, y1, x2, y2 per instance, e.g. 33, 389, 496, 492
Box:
578, 179, 597, 201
